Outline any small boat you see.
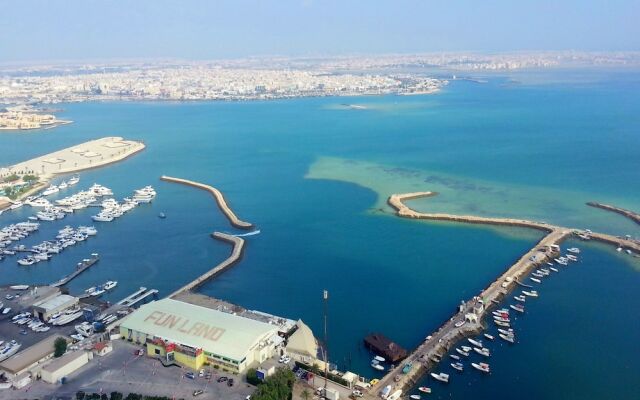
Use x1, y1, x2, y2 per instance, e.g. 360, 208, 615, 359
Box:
468, 338, 483, 347
371, 363, 385, 371
451, 362, 463, 372
430, 372, 449, 383
2, 308, 11, 315
374, 355, 385, 362
567, 247, 580, 254
449, 354, 460, 360
158, 212, 166, 219
616, 247, 623, 252
498, 328, 513, 336
625, 249, 633, 255
566, 254, 578, 261
418, 387, 431, 394
514, 295, 526, 302
522, 290, 538, 297
461, 346, 472, 352
510, 304, 525, 313
499, 333, 515, 343
530, 277, 541, 283
494, 320, 510, 327
493, 315, 510, 323
67, 176, 80, 186
550, 267, 559, 272
532, 272, 544, 278
410, 396, 421, 400
474, 347, 490, 357
484, 333, 494, 340
42, 185, 60, 196
471, 362, 490, 373
58, 181, 68, 190
455, 347, 469, 357
104, 281, 118, 291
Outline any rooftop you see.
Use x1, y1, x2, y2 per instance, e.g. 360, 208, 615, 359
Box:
33, 294, 77, 311
41, 350, 86, 373
121, 298, 278, 361
0, 335, 67, 375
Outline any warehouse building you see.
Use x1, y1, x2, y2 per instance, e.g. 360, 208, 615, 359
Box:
0, 335, 69, 380
32, 294, 78, 322
41, 351, 91, 384
119, 298, 281, 373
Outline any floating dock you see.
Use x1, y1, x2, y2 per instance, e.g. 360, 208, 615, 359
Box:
117, 287, 158, 308
51, 253, 100, 287
160, 175, 254, 230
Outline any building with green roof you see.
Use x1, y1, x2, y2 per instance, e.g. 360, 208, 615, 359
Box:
119, 298, 280, 373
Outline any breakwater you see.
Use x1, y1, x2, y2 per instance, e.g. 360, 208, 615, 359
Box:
586, 202, 640, 226
160, 176, 253, 230
369, 192, 639, 397
168, 232, 245, 298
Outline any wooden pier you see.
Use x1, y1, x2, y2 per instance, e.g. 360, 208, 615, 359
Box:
51, 253, 100, 287
365, 192, 640, 398
160, 175, 254, 229
168, 232, 245, 298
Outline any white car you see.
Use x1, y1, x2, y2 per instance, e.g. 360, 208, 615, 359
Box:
282, 356, 291, 364
352, 390, 364, 398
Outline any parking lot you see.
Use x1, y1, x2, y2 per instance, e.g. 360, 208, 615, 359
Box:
0, 340, 255, 400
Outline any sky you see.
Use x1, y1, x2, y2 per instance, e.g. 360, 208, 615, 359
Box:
1, 0, 639, 63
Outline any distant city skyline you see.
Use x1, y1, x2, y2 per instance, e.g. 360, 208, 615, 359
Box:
1, 0, 639, 63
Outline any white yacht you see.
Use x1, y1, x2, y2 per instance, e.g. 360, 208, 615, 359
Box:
450, 362, 463, 372
104, 281, 118, 290
42, 185, 60, 196
9, 201, 23, 210
17, 256, 36, 266
430, 372, 449, 383
567, 247, 580, 254
473, 347, 490, 357
92, 213, 114, 222
499, 333, 515, 343
522, 290, 539, 297
67, 176, 80, 186
471, 362, 490, 373
484, 333, 494, 340
468, 338, 483, 347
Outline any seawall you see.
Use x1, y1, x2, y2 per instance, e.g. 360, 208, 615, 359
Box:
160, 176, 253, 230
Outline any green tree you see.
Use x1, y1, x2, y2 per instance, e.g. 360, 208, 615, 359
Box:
54, 337, 67, 357
76, 391, 86, 400
110, 392, 123, 400
251, 368, 295, 400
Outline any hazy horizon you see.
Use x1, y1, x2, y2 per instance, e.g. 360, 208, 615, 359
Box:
1, 0, 639, 63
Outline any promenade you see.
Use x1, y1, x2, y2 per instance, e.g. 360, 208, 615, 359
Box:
368, 192, 639, 397
160, 175, 253, 229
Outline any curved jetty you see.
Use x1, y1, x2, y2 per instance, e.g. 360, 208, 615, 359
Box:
160, 176, 253, 229
169, 233, 245, 298
370, 192, 640, 396
586, 202, 640, 225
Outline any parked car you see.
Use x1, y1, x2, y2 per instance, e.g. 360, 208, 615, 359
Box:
192, 390, 204, 397
217, 376, 228, 383
185, 372, 195, 379
227, 378, 234, 387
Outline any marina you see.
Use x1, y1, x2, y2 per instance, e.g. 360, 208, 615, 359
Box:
366, 192, 640, 397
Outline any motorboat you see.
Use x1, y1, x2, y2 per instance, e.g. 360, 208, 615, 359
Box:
9, 201, 23, 210
566, 254, 578, 261
522, 290, 538, 297
471, 362, 490, 373
451, 362, 463, 372
550, 267, 559, 272
530, 277, 541, 283
499, 333, 515, 343
468, 338, 482, 347
17, 256, 36, 266
473, 347, 490, 357
449, 354, 460, 360
493, 315, 510, 323
67, 176, 80, 186
374, 355, 386, 362
371, 362, 384, 371
567, 247, 580, 254
483, 333, 494, 340
418, 387, 431, 394
455, 347, 469, 357
494, 320, 510, 328
42, 185, 60, 196
514, 295, 526, 302
461, 346, 472, 352
498, 328, 514, 336
430, 372, 449, 383
510, 304, 525, 313
409, 395, 421, 400
104, 281, 117, 290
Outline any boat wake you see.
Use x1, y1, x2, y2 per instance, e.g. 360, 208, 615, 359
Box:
231, 230, 261, 237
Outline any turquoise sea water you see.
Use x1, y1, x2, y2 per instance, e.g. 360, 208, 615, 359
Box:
1, 68, 639, 398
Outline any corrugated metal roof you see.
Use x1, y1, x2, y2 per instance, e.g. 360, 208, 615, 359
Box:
120, 298, 277, 361
33, 294, 77, 311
